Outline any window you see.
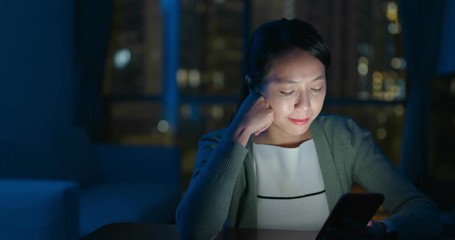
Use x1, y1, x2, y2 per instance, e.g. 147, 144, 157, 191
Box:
103, 0, 170, 145
103, 0, 412, 187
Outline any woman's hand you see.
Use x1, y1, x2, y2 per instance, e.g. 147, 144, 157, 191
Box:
230, 93, 274, 146
319, 218, 394, 240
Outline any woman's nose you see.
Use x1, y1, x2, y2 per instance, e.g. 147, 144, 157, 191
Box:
294, 91, 311, 110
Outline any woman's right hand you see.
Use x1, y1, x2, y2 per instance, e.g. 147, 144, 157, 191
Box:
230, 93, 274, 146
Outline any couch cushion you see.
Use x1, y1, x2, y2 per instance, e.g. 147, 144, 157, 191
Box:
79, 183, 181, 236
0, 179, 80, 240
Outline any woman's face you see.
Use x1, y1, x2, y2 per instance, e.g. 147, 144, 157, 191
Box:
260, 49, 326, 142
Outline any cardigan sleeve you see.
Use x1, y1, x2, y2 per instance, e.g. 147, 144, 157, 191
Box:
346, 118, 443, 239
175, 129, 249, 240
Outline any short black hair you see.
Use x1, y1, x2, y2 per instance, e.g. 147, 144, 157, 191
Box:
239, 18, 330, 104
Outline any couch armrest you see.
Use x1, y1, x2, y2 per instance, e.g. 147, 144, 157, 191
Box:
95, 144, 181, 186
0, 179, 79, 240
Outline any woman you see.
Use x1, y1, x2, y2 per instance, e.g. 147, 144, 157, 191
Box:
176, 18, 442, 240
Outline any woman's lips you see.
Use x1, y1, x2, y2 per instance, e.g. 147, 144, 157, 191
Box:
289, 118, 310, 125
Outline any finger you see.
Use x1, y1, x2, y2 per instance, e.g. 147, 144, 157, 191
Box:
254, 120, 273, 136
254, 120, 272, 136
254, 126, 267, 136
367, 220, 374, 227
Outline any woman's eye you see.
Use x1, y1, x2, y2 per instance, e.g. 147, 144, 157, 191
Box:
280, 90, 295, 96
311, 87, 323, 92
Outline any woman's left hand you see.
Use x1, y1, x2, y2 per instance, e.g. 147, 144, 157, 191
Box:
320, 218, 391, 240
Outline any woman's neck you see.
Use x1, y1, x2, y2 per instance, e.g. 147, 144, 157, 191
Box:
253, 127, 312, 148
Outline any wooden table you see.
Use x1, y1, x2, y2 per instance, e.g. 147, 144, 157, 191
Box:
81, 223, 319, 240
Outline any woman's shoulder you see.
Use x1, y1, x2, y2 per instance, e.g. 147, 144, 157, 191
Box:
313, 114, 359, 129
312, 114, 367, 140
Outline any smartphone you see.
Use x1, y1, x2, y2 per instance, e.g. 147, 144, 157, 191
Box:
316, 192, 385, 240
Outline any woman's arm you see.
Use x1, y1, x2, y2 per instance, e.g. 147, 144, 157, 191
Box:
175, 129, 248, 240
348, 118, 443, 239
176, 93, 274, 240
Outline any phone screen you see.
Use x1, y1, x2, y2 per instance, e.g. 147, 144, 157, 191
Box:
316, 192, 385, 240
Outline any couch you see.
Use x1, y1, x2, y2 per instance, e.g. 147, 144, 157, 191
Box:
0, 128, 182, 239
0, 179, 79, 240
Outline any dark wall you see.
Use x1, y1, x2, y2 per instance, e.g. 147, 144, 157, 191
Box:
0, 1, 75, 135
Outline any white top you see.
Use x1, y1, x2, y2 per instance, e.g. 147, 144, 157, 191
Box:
253, 139, 330, 231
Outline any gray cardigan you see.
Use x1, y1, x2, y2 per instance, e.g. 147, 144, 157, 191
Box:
176, 115, 442, 239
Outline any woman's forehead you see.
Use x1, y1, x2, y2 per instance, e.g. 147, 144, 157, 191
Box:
265, 52, 325, 83
267, 75, 326, 84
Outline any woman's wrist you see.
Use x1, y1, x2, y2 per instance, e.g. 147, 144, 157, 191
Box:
231, 124, 251, 147
370, 220, 388, 233
379, 220, 396, 233
371, 220, 398, 240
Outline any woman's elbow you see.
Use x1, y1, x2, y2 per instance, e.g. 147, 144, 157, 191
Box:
175, 206, 219, 240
